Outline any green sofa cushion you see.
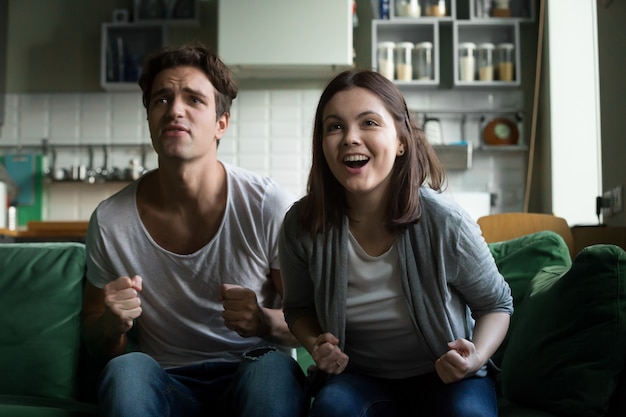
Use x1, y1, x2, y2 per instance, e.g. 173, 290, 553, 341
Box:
501, 244, 626, 417
488, 231, 572, 367
0, 243, 86, 402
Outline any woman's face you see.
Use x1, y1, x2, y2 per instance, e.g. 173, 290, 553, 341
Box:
321, 87, 404, 200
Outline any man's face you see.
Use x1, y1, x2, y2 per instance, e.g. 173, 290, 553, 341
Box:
147, 65, 228, 162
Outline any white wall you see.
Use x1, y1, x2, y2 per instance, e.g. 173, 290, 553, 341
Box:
0, 88, 528, 221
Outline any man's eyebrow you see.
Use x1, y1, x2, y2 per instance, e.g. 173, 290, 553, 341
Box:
150, 87, 208, 99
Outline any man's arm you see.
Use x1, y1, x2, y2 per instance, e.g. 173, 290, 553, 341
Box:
220, 268, 299, 347
82, 276, 143, 358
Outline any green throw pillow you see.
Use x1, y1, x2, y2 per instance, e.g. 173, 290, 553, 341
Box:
0, 243, 86, 401
501, 244, 626, 417
488, 231, 572, 367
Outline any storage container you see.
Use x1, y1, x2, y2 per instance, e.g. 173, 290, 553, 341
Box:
377, 41, 396, 80
496, 42, 515, 81
478, 42, 495, 81
395, 42, 414, 81
414, 42, 433, 80
424, 0, 446, 17
396, 0, 420, 17
458, 42, 477, 81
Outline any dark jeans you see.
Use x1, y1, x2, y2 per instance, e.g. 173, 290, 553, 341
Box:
98, 347, 307, 417
310, 371, 498, 417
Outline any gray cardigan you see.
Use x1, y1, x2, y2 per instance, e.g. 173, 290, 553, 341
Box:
279, 187, 513, 374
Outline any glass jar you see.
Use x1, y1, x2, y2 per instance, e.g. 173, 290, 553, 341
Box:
424, 0, 446, 17
458, 42, 476, 81
395, 42, 414, 81
478, 42, 495, 81
475, 0, 492, 18
396, 0, 420, 17
496, 43, 515, 81
377, 41, 396, 80
414, 42, 433, 80
492, 0, 511, 17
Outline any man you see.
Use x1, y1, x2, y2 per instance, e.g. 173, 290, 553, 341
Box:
82, 42, 306, 417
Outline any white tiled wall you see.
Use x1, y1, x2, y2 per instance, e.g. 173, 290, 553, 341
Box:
0, 88, 527, 221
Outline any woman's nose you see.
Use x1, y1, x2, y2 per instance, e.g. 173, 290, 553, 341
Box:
342, 128, 361, 146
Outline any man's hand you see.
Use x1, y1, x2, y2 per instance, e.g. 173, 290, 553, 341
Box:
103, 275, 142, 334
220, 283, 269, 338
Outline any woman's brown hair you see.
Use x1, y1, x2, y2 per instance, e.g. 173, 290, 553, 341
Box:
300, 69, 446, 235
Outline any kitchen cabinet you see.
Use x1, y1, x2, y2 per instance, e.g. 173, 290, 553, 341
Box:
372, 20, 440, 87
100, 23, 164, 91
217, 0, 353, 79
133, 0, 199, 25
100, 0, 199, 91
453, 21, 520, 86
371, 0, 532, 88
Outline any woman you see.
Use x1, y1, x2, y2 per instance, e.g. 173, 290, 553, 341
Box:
279, 69, 513, 417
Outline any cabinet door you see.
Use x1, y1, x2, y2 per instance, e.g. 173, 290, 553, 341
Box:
217, 0, 353, 78
100, 23, 165, 91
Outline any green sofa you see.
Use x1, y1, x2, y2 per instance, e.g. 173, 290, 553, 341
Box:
1, 233, 625, 416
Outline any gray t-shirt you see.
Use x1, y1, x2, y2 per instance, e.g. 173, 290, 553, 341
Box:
86, 162, 295, 368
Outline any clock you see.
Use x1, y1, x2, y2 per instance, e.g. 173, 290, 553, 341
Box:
483, 117, 519, 146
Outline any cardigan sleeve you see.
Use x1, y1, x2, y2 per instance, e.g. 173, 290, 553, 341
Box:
278, 204, 317, 329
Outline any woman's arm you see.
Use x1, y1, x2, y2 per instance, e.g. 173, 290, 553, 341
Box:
435, 312, 510, 383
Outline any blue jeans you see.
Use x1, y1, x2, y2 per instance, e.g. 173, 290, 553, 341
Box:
310, 371, 498, 417
98, 347, 307, 417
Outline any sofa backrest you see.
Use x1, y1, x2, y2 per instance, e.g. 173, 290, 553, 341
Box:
0, 242, 86, 401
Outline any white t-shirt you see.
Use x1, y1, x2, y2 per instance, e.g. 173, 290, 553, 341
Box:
86, 162, 295, 368
345, 232, 432, 378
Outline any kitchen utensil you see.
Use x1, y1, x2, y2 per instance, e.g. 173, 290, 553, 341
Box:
423, 115, 443, 145
483, 116, 519, 145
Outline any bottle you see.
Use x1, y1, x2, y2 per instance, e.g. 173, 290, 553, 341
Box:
478, 43, 495, 81
414, 42, 433, 80
458, 42, 477, 81
8, 206, 17, 231
496, 43, 515, 81
379, 0, 390, 19
377, 42, 396, 80
395, 42, 414, 81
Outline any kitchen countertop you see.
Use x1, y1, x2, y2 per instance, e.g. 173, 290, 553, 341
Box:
0, 221, 88, 242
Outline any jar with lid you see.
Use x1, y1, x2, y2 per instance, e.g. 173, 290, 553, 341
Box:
492, 0, 511, 17
396, 0, 420, 17
377, 42, 395, 80
496, 43, 515, 81
413, 42, 433, 80
424, 0, 446, 17
395, 42, 414, 81
477, 42, 495, 81
458, 42, 476, 81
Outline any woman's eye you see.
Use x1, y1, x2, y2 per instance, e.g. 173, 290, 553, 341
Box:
327, 123, 342, 132
364, 120, 378, 127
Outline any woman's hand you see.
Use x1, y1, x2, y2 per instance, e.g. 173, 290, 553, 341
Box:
311, 332, 350, 374
434, 338, 483, 384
